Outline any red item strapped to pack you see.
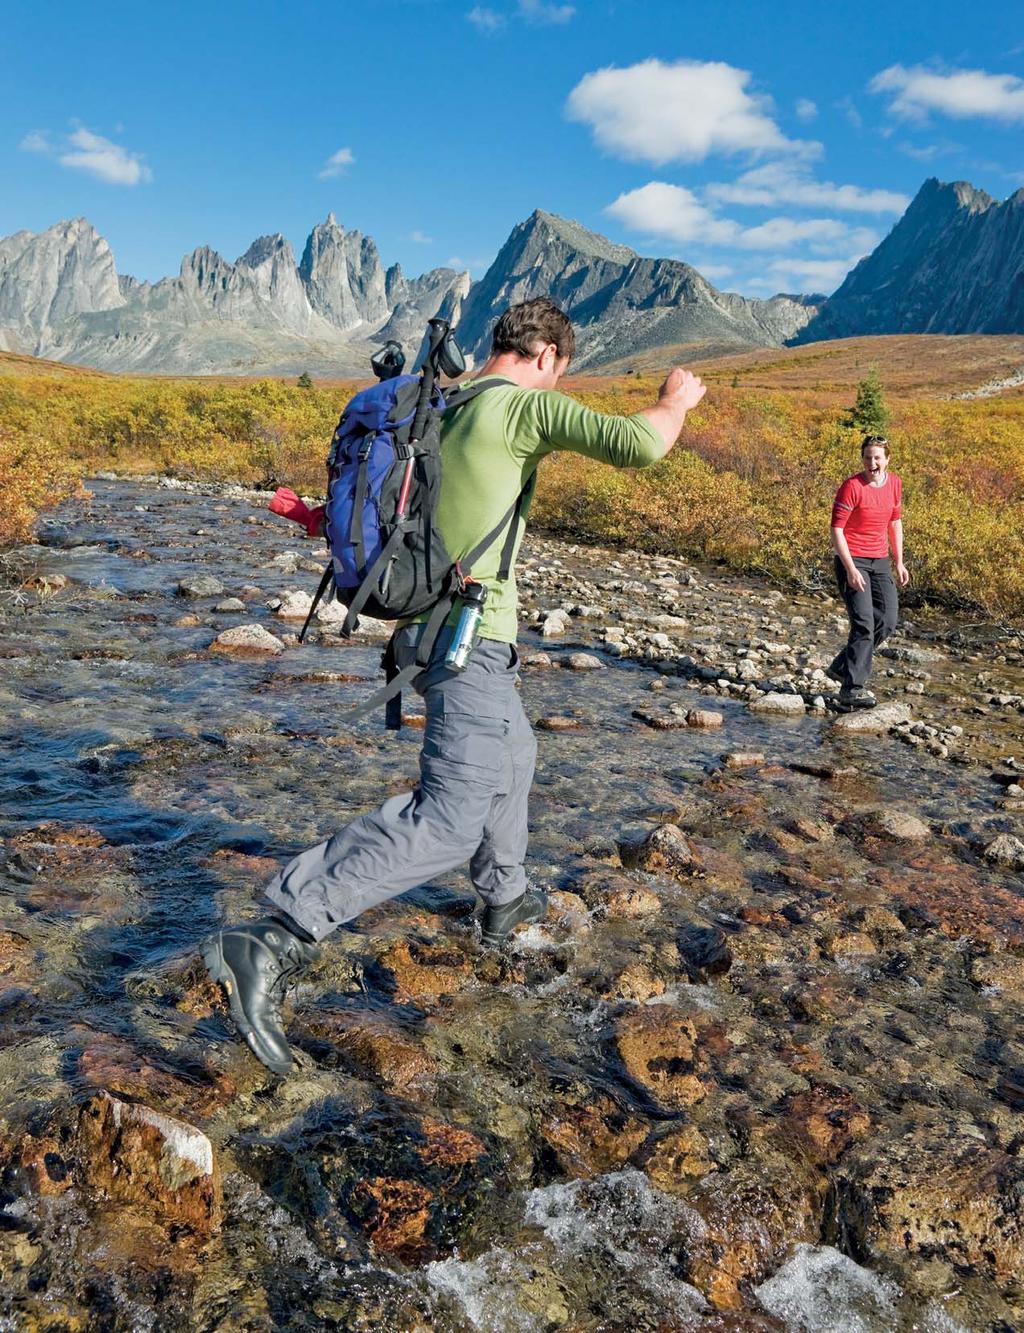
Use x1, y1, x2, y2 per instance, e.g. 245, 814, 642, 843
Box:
268, 487, 326, 538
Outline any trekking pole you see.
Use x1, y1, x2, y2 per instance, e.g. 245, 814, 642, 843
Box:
379, 319, 451, 601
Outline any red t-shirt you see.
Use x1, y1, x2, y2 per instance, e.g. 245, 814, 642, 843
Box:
831, 472, 902, 558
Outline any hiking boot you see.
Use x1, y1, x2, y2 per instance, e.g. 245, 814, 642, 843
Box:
480, 884, 548, 947
202, 915, 320, 1074
839, 685, 876, 710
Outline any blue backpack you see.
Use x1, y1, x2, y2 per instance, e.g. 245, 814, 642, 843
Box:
299, 329, 533, 728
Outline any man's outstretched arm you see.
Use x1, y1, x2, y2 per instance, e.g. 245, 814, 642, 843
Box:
520, 367, 707, 469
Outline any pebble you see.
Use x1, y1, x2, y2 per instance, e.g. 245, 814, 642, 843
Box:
214, 598, 245, 613
722, 752, 766, 769
982, 833, 1024, 870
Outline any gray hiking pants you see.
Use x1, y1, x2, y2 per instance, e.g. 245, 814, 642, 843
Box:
263, 624, 536, 941
829, 555, 899, 688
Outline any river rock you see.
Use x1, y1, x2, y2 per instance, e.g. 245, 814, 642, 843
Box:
538, 1092, 648, 1178
835, 1131, 1024, 1282
970, 951, 1024, 997
748, 693, 806, 716
561, 652, 604, 671
618, 823, 697, 874
982, 832, 1024, 870
687, 709, 725, 729
541, 611, 570, 637
615, 1003, 712, 1109
213, 597, 245, 612
77, 1093, 221, 1240
863, 808, 931, 841
778, 1085, 871, 1166
722, 752, 766, 769
176, 574, 224, 598
832, 702, 911, 734
272, 589, 313, 619
210, 624, 284, 655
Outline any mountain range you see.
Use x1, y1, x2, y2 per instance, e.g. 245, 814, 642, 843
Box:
0, 177, 1021, 376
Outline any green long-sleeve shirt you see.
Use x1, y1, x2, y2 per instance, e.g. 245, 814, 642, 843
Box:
414, 381, 667, 643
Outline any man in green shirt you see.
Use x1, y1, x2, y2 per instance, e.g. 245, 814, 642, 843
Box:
203, 298, 707, 1073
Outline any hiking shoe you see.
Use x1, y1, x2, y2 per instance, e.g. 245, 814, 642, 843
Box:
480, 884, 549, 947
839, 686, 876, 710
202, 916, 320, 1074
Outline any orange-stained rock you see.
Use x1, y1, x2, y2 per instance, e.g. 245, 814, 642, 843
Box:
616, 1003, 719, 1109
6, 1131, 73, 1196
539, 1094, 648, 1178
374, 935, 476, 998
604, 883, 662, 919
836, 1130, 1024, 1282
415, 1117, 486, 1169
683, 1160, 826, 1310
607, 961, 667, 1002
77, 1092, 221, 1241
547, 890, 591, 932
0, 929, 34, 986
970, 950, 1024, 997
350, 1175, 433, 1259
73, 1026, 236, 1117
644, 1123, 717, 1193
296, 1009, 436, 1091
777, 1084, 871, 1166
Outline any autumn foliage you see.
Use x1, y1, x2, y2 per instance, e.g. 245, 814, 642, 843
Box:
3, 367, 1024, 616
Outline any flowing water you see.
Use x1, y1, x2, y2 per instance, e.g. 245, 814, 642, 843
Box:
1, 478, 1023, 1331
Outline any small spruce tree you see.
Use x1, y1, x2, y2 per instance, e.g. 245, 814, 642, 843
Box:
297, 371, 314, 390
845, 368, 889, 433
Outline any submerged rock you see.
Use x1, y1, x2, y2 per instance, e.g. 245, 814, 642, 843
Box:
832, 702, 912, 734
177, 574, 224, 598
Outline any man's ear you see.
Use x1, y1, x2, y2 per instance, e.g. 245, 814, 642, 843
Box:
538, 343, 557, 372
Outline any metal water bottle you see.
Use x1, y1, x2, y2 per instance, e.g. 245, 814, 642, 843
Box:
445, 580, 487, 671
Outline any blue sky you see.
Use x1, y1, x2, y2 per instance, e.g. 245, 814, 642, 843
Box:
3, 0, 1022, 297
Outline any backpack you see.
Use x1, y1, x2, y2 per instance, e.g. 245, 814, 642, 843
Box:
299, 321, 533, 729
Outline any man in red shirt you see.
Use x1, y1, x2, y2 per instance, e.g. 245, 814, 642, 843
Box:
827, 435, 910, 708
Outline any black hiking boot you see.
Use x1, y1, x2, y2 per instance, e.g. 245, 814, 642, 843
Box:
480, 883, 548, 947
839, 685, 877, 710
202, 915, 320, 1074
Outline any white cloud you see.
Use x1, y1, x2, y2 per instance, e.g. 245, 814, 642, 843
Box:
59, 127, 151, 185
518, 0, 575, 21
467, 5, 505, 30
19, 130, 52, 154
446, 255, 490, 274
762, 254, 860, 293
318, 147, 355, 180
836, 97, 863, 130
871, 64, 1024, 123
606, 181, 877, 258
567, 59, 818, 165
706, 163, 908, 214
795, 98, 818, 122
411, 229, 433, 244
696, 263, 733, 280
606, 182, 740, 245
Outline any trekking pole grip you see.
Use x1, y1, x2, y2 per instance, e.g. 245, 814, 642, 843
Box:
408, 318, 449, 444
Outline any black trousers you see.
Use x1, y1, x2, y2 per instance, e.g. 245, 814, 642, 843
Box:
829, 556, 899, 688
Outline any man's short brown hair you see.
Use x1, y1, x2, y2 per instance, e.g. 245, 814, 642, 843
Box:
490, 298, 575, 363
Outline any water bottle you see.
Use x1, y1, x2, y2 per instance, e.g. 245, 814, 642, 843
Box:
445, 581, 488, 671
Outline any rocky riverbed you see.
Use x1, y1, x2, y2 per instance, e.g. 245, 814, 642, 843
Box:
1, 476, 1023, 1332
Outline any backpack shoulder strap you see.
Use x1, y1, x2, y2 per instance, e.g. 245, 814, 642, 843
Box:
441, 376, 515, 412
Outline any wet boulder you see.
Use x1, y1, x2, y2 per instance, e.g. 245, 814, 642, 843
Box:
834, 1128, 1024, 1282
615, 1003, 721, 1109
748, 693, 806, 716
681, 1158, 827, 1310
861, 808, 930, 841
618, 824, 698, 874
77, 1092, 221, 1241
538, 1090, 648, 1178
777, 1084, 871, 1167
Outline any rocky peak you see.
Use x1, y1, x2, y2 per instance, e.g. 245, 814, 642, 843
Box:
299, 216, 389, 331
0, 216, 124, 352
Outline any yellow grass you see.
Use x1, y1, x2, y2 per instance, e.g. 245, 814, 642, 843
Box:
3, 339, 1024, 616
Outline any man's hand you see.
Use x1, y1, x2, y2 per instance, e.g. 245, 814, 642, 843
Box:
896, 562, 910, 588
641, 368, 707, 449
659, 367, 707, 412
268, 487, 326, 538
846, 566, 867, 593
